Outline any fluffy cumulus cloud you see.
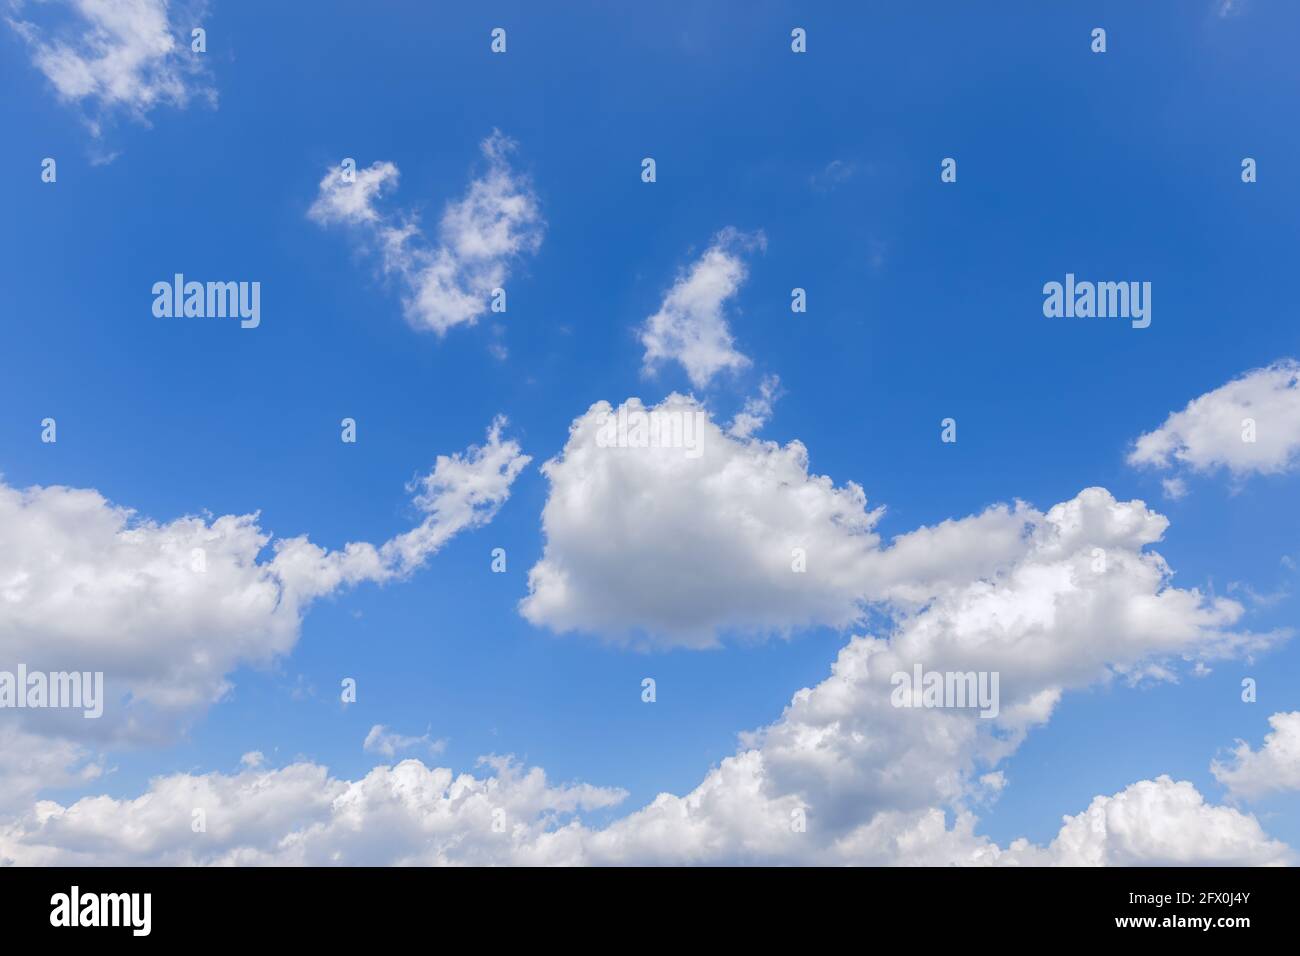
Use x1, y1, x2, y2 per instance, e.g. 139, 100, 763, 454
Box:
309, 131, 544, 336
0, 419, 528, 766
1040, 776, 1288, 866
1128, 359, 1300, 484
639, 229, 763, 389
0, 756, 1286, 867
521, 394, 889, 646
7, 0, 214, 134
0, 757, 627, 866
1, 459, 1292, 864
564, 481, 1285, 862
494, 399, 1296, 863
577, 771, 1289, 867
1212, 711, 1300, 801
521, 395, 1270, 657
2, 397, 1291, 866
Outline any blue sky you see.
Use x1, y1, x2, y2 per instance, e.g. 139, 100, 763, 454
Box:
1, 0, 1298, 864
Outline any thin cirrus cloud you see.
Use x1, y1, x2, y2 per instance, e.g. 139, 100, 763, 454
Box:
639, 228, 764, 389
7, 0, 215, 137
363, 725, 448, 759
1128, 359, 1300, 490
309, 131, 545, 338
0, 418, 528, 766
809, 158, 859, 192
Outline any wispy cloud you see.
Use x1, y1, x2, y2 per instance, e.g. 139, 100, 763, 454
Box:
363, 725, 447, 759
809, 158, 858, 192
728, 373, 782, 438
310, 131, 545, 338
7, 0, 215, 137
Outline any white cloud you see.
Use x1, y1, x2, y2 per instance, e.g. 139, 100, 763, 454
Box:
520, 394, 894, 647
506, 400, 1291, 862
1, 399, 1288, 866
1212, 711, 1300, 801
1040, 776, 1288, 866
522, 395, 1276, 659
728, 374, 781, 439
363, 725, 447, 758
8, 0, 214, 135
1, 756, 1285, 867
306, 160, 400, 228
0, 756, 626, 866
1128, 359, 1300, 484
639, 229, 762, 389
0, 726, 101, 817
0, 418, 528, 772
309, 132, 544, 336
269, 416, 530, 603
570, 481, 1282, 859
0, 467, 1286, 865
810, 159, 858, 192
